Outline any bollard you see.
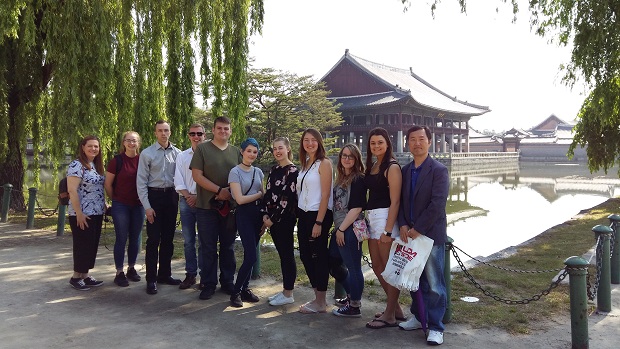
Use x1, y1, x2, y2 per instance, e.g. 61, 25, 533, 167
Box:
443, 236, 454, 323
592, 224, 612, 312
56, 204, 67, 236
251, 243, 261, 279
607, 214, 620, 284
334, 281, 346, 299
1, 183, 12, 223
565, 256, 589, 349
26, 187, 37, 229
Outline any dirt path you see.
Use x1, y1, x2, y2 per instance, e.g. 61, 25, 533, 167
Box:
0, 222, 618, 349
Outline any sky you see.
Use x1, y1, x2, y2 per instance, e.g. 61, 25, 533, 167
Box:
248, 0, 588, 133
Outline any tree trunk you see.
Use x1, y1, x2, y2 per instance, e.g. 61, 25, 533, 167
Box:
0, 93, 26, 211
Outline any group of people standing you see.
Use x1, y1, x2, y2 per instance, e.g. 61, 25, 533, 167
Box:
65, 118, 449, 345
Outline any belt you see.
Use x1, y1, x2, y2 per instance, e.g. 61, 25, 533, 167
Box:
148, 187, 175, 192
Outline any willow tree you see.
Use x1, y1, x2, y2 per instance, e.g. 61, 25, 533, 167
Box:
0, 0, 263, 210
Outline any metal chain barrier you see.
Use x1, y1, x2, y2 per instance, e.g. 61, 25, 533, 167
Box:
610, 221, 616, 258
452, 244, 564, 273
586, 235, 603, 301
34, 196, 59, 217
451, 244, 569, 304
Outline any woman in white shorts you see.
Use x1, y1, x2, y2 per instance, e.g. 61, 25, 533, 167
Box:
363, 127, 405, 329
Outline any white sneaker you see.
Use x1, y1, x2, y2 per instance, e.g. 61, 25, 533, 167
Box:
268, 292, 282, 301
269, 293, 294, 306
398, 316, 422, 331
426, 330, 443, 345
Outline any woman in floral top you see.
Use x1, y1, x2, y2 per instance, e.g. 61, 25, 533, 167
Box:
67, 135, 106, 291
261, 137, 299, 306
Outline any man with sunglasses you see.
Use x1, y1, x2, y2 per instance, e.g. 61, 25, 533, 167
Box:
174, 123, 207, 290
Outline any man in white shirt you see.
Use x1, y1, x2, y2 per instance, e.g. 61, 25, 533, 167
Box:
174, 123, 206, 290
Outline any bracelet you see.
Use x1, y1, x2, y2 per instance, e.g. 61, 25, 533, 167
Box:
315, 220, 323, 226
337, 227, 345, 233
216, 187, 222, 195
384, 230, 392, 237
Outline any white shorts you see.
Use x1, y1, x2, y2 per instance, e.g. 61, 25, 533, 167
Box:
367, 207, 400, 240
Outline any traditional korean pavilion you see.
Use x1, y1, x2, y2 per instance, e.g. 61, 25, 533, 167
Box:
320, 50, 490, 153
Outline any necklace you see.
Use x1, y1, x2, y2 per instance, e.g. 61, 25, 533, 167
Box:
241, 162, 252, 167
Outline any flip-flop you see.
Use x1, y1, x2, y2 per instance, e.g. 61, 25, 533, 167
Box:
366, 319, 398, 329
374, 311, 408, 322
299, 302, 327, 314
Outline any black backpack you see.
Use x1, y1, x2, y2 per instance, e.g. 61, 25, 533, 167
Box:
58, 155, 123, 205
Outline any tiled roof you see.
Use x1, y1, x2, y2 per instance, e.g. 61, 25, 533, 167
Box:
329, 91, 407, 110
335, 52, 491, 116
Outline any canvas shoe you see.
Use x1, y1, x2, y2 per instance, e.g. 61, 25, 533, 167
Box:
83, 276, 103, 287
268, 292, 282, 301
426, 330, 444, 345
70, 278, 90, 291
269, 293, 294, 306
332, 304, 361, 318
398, 316, 423, 331
334, 295, 350, 307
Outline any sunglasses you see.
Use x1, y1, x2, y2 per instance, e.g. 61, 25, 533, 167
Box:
188, 132, 204, 137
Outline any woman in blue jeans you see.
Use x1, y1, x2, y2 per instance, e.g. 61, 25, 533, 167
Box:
228, 138, 264, 307
331, 143, 367, 317
104, 131, 145, 287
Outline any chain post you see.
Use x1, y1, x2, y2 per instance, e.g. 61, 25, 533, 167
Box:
26, 187, 37, 228
56, 204, 67, 236
592, 224, 612, 312
1, 183, 12, 222
443, 236, 454, 324
607, 214, 620, 284
251, 243, 261, 280
564, 256, 589, 349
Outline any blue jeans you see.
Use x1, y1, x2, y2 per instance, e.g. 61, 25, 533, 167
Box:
111, 200, 145, 270
337, 226, 364, 301
196, 208, 237, 290
233, 202, 262, 293
179, 197, 202, 276
410, 244, 447, 332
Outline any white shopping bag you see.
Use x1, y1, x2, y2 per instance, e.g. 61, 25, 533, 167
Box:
381, 235, 434, 291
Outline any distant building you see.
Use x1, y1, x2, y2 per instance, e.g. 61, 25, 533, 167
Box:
320, 50, 490, 153
468, 114, 587, 162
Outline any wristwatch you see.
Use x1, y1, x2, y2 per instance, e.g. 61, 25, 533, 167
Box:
315, 220, 323, 226
384, 230, 392, 237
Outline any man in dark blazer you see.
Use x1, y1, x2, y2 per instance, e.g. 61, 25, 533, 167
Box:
397, 125, 449, 346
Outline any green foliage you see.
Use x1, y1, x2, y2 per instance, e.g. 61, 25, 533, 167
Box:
246, 68, 343, 164
0, 0, 263, 208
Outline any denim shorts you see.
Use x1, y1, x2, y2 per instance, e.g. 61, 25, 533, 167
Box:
367, 207, 400, 240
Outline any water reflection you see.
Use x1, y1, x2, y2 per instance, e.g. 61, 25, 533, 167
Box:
447, 163, 620, 266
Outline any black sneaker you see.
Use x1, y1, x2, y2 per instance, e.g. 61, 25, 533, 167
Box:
241, 288, 260, 303
126, 268, 141, 282
332, 304, 361, 318
230, 292, 243, 308
114, 272, 129, 287
83, 276, 103, 287
70, 278, 90, 291
199, 288, 215, 300
334, 295, 350, 307
219, 284, 235, 295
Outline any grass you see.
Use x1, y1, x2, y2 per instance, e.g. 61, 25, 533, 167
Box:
5, 197, 619, 333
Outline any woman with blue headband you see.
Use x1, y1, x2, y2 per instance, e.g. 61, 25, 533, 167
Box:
228, 138, 264, 307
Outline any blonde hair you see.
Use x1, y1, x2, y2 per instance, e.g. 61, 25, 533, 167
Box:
273, 137, 293, 161
118, 131, 141, 154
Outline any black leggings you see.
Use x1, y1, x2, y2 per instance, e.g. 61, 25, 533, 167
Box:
69, 215, 103, 274
270, 214, 298, 290
296, 209, 333, 292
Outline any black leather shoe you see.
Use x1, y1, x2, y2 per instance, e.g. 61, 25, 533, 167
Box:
146, 282, 158, 295
219, 284, 235, 295
230, 292, 243, 308
157, 276, 182, 285
199, 288, 215, 300
179, 274, 196, 290
241, 288, 260, 303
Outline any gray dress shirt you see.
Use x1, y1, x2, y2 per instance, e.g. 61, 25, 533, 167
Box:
136, 141, 181, 210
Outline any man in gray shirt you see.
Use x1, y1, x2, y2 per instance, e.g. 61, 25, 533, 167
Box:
137, 120, 182, 295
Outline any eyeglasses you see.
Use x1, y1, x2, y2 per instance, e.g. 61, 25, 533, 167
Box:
188, 132, 204, 137
124, 139, 138, 144
340, 154, 355, 160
